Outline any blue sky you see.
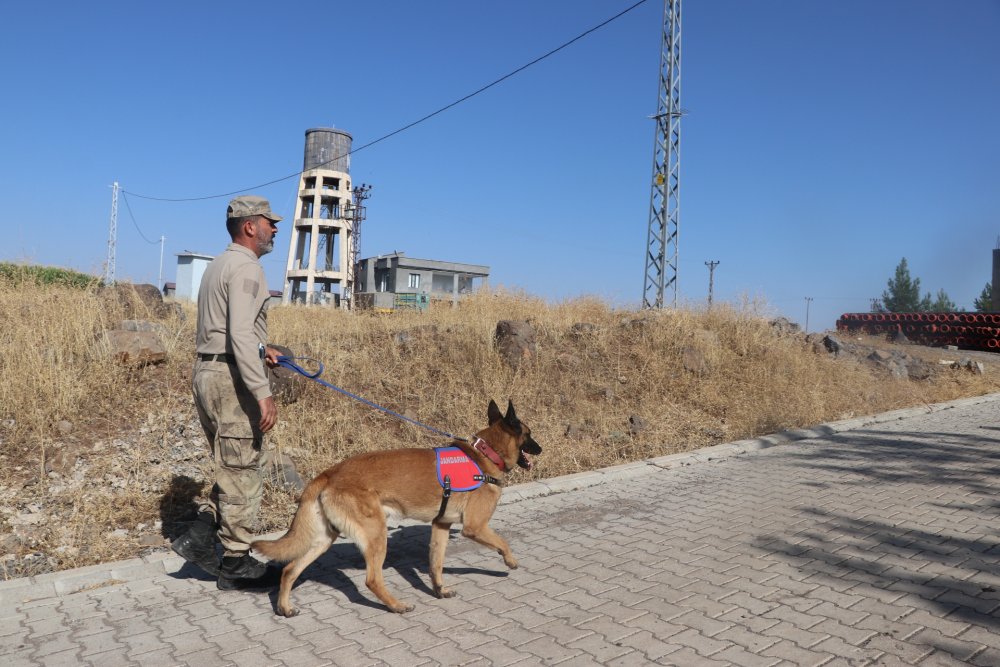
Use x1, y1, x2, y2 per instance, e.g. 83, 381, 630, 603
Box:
3, 0, 998, 331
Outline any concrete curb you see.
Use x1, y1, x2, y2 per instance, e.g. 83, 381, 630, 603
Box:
4, 391, 999, 604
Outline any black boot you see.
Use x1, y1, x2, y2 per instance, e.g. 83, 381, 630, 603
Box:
217, 552, 279, 591
170, 512, 220, 576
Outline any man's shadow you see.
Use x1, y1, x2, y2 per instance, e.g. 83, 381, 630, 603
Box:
160, 475, 216, 581
262, 524, 509, 613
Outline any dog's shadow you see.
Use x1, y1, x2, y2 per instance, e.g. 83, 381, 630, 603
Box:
265, 524, 509, 613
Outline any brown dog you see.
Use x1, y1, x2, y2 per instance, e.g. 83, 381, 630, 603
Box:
251, 399, 541, 616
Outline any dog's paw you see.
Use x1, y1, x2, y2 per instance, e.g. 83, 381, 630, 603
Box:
278, 606, 299, 618
434, 586, 456, 599
504, 556, 519, 570
390, 602, 415, 613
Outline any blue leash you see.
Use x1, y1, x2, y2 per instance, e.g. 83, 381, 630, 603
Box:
276, 355, 456, 439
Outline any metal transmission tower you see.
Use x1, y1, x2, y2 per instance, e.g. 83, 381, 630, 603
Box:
346, 183, 372, 300
104, 181, 119, 285
642, 0, 682, 309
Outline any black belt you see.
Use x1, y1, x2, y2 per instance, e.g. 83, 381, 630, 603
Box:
198, 353, 235, 363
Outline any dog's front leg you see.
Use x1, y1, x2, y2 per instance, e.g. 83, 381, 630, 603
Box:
461, 518, 518, 570
429, 521, 455, 598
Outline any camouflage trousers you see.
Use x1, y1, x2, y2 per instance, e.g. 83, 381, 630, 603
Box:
192, 359, 265, 556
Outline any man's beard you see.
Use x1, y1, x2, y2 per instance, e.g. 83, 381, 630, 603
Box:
257, 236, 274, 256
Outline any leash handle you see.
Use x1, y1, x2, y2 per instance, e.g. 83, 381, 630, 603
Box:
275, 355, 456, 439
276, 355, 323, 379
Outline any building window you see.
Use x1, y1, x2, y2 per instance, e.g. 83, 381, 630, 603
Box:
300, 196, 314, 218
408, 273, 420, 289
320, 197, 340, 219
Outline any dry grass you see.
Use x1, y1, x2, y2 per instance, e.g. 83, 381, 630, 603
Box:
1, 279, 997, 576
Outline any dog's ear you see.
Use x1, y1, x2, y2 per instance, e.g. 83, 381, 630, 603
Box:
504, 400, 518, 426
487, 399, 502, 425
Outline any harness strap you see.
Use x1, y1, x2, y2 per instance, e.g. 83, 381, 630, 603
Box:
435, 474, 452, 522
433, 472, 501, 522
474, 473, 501, 486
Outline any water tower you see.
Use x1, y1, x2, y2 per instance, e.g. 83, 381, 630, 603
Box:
282, 128, 354, 306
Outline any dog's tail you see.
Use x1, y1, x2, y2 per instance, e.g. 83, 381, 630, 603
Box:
251, 478, 327, 563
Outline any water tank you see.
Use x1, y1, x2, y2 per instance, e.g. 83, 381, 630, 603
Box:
303, 128, 352, 173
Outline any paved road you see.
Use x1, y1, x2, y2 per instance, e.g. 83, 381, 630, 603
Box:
2, 395, 1000, 666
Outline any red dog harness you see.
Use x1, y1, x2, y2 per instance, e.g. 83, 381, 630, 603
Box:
434, 445, 501, 520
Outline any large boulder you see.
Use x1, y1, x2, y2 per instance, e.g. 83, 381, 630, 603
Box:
770, 317, 801, 336
101, 329, 167, 365
494, 320, 537, 370
681, 346, 709, 376
101, 283, 173, 320
952, 358, 985, 375
268, 343, 305, 404
261, 451, 305, 493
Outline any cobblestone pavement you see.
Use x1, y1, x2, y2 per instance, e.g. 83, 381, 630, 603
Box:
2, 395, 1000, 666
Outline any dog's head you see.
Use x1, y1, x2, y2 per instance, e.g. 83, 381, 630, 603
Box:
487, 399, 542, 471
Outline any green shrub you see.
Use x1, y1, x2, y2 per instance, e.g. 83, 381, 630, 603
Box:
0, 262, 99, 289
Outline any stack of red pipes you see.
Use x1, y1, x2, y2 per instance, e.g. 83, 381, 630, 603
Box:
835, 312, 1000, 351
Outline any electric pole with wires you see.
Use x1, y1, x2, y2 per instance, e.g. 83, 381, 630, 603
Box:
642, 0, 682, 309
104, 181, 119, 285
346, 183, 372, 302
705, 260, 719, 306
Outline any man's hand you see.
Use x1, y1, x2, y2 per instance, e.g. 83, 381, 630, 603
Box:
258, 396, 277, 433
263, 346, 282, 369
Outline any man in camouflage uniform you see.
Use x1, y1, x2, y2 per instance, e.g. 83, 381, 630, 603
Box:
172, 194, 283, 590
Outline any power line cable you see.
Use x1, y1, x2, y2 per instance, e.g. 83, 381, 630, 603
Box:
121, 191, 160, 244
124, 0, 651, 203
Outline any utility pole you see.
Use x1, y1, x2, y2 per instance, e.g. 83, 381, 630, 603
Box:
157, 235, 165, 291
642, 0, 682, 309
805, 296, 814, 333
104, 181, 119, 285
346, 183, 372, 302
704, 260, 719, 306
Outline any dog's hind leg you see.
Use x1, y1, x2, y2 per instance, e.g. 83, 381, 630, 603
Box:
355, 514, 413, 613
461, 516, 518, 570
429, 521, 454, 598
276, 528, 338, 618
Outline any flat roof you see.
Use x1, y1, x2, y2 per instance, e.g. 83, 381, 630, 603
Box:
362, 252, 489, 275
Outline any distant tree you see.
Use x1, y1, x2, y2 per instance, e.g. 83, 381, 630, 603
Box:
881, 258, 923, 312
974, 282, 992, 312
927, 289, 957, 312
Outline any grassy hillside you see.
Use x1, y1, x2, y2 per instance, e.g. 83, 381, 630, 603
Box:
1, 277, 997, 577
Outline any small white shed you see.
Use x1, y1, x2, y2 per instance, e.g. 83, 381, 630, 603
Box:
175, 252, 214, 303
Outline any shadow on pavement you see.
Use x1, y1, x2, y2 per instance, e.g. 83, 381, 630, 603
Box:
787, 428, 1000, 494
751, 427, 1000, 660
254, 524, 508, 615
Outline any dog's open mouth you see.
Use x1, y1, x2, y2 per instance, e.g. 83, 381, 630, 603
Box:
517, 451, 533, 470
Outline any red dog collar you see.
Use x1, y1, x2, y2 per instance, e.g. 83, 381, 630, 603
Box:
471, 436, 506, 471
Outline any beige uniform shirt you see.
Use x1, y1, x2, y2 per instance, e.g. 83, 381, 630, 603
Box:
195, 243, 271, 401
